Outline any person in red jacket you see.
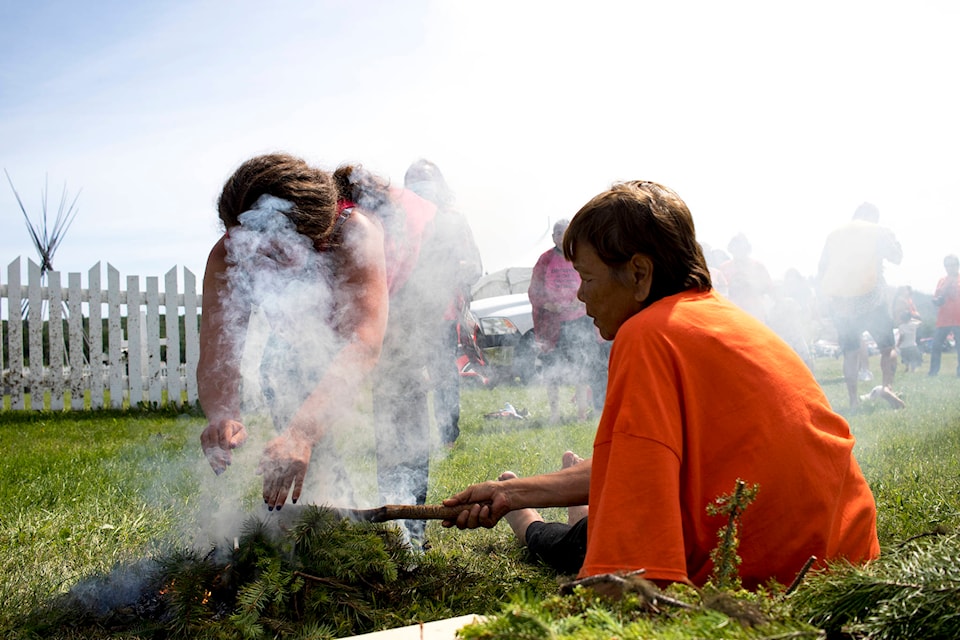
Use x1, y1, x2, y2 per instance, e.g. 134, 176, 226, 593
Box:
333, 164, 446, 547
404, 159, 483, 446
443, 180, 880, 590
928, 254, 960, 377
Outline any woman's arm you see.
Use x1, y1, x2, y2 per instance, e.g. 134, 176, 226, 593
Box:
286, 211, 388, 442
258, 212, 389, 508
198, 236, 251, 473
441, 458, 592, 529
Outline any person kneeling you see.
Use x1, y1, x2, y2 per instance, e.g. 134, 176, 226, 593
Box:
443, 180, 880, 590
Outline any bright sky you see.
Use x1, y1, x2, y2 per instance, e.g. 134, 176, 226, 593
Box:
2, 0, 957, 294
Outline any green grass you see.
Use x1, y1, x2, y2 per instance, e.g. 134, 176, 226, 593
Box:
0, 411, 200, 621
824, 360, 960, 544
1, 353, 959, 638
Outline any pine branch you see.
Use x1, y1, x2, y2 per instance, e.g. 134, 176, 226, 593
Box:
706, 479, 760, 590
791, 534, 960, 638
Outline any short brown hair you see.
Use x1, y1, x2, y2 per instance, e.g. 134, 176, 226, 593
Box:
218, 153, 339, 243
563, 180, 711, 305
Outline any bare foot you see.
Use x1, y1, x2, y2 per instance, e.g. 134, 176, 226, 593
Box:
880, 386, 905, 410
861, 385, 905, 410
562, 451, 583, 468
497, 471, 543, 545
561, 452, 589, 524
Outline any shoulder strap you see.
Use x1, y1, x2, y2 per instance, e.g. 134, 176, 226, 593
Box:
317, 203, 354, 251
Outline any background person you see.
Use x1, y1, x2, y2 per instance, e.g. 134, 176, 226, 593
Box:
528, 219, 606, 422
767, 279, 814, 370
335, 163, 457, 547
891, 284, 921, 323
700, 243, 729, 297
198, 153, 389, 511
718, 232, 773, 323
928, 254, 960, 377
897, 310, 923, 373
403, 159, 483, 447
444, 180, 880, 590
816, 202, 904, 410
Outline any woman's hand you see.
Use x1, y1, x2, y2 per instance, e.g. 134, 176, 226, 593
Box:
256, 431, 313, 510
441, 479, 514, 529
200, 418, 248, 475
442, 461, 591, 529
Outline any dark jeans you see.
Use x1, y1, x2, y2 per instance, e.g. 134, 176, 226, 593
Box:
828, 293, 896, 353
525, 517, 589, 575
427, 321, 462, 445
371, 328, 432, 544
928, 325, 960, 375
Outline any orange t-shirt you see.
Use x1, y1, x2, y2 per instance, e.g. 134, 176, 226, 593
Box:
934, 274, 960, 327
580, 289, 880, 589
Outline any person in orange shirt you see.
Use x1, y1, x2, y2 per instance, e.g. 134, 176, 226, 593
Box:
928, 254, 960, 377
442, 180, 880, 589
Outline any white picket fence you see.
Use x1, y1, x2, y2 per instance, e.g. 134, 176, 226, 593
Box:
1, 257, 202, 411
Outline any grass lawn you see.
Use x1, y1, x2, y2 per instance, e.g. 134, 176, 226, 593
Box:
1, 352, 959, 638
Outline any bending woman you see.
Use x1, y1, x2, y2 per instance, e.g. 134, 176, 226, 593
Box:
198, 153, 388, 510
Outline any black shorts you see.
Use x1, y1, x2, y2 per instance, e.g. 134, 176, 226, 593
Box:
525, 517, 588, 575
828, 293, 896, 353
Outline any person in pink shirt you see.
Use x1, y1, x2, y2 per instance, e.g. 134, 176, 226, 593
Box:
928, 254, 960, 377
528, 219, 606, 422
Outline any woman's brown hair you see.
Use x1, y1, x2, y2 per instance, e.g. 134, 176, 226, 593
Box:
563, 180, 711, 305
218, 153, 339, 243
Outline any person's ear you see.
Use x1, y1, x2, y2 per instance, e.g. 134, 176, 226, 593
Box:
630, 254, 654, 303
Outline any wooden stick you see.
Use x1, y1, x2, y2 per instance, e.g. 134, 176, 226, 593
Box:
333, 503, 486, 522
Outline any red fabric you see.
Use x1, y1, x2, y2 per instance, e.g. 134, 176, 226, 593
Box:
934, 273, 960, 327
383, 188, 437, 296
528, 247, 586, 350
581, 289, 880, 589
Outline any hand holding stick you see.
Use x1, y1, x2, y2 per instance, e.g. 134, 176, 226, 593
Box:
332, 503, 489, 523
